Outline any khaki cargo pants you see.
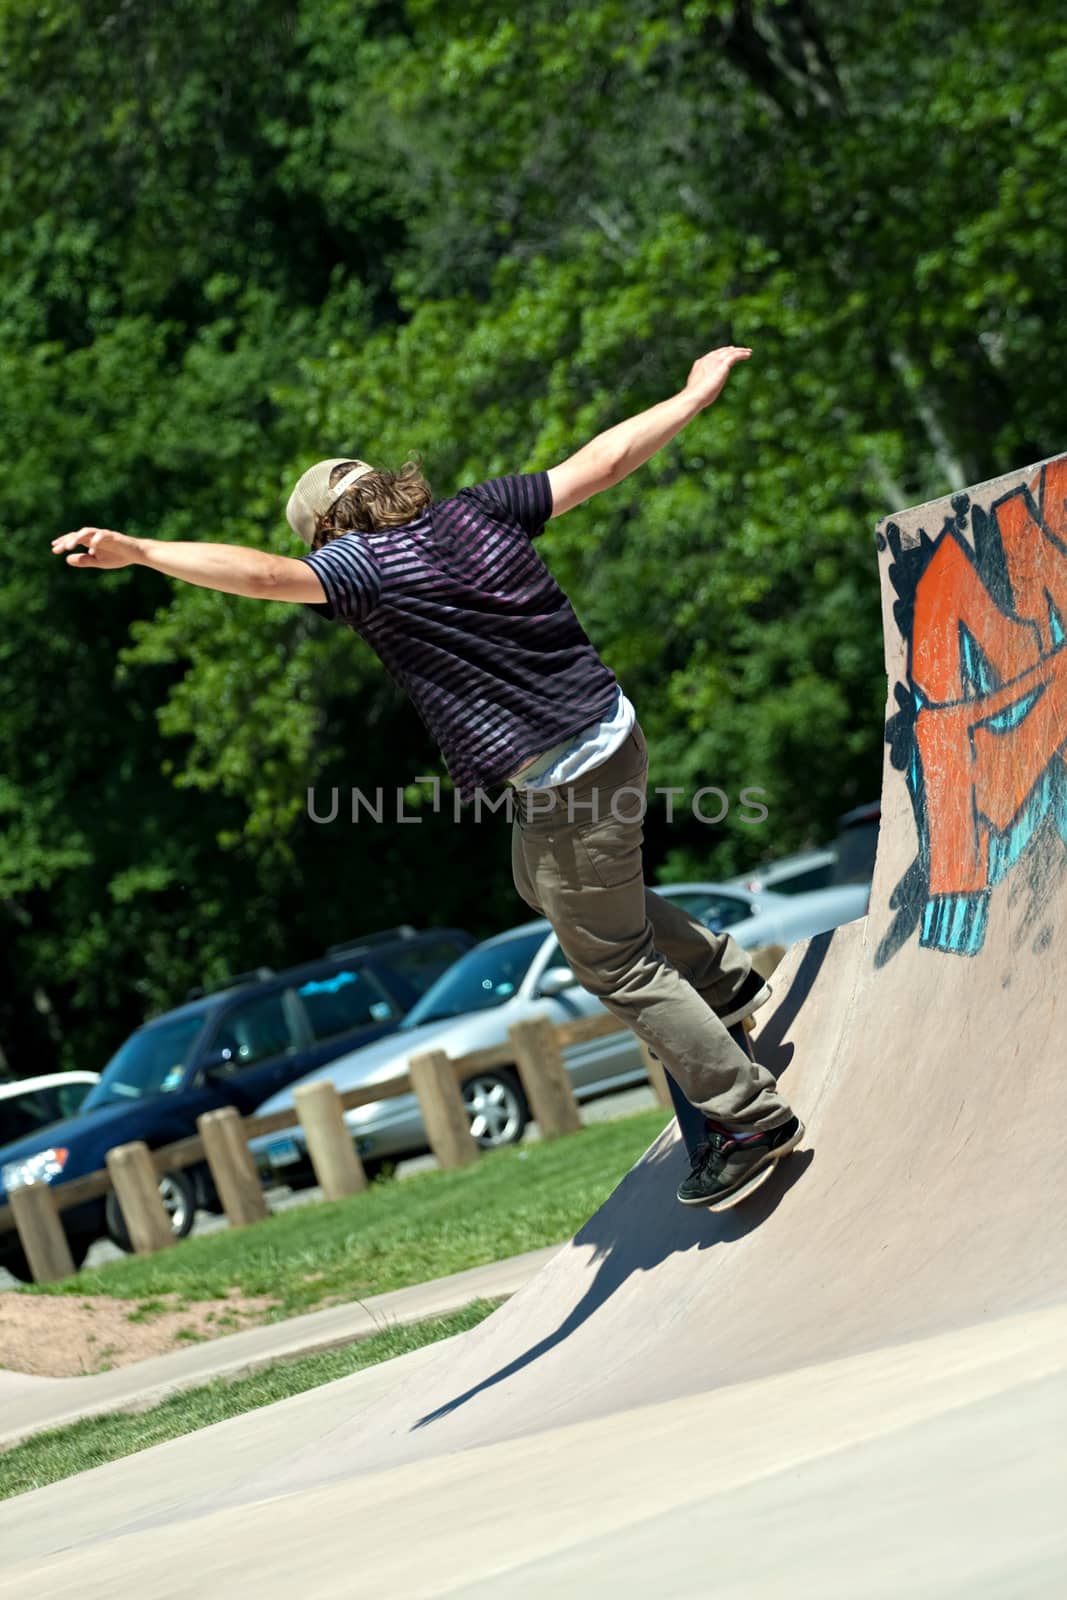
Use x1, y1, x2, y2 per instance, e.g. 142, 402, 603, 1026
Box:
510, 723, 792, 1133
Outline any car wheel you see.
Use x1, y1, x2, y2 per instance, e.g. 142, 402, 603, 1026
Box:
360, 1157, 394, 1183
461, 1069, 528, 1150
0, 1231, 92, 1284
0, 1241, 32, 1283
105, 1168, 198, 1252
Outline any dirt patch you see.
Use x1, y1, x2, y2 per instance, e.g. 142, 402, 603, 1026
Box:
0, 1290, 279, 1377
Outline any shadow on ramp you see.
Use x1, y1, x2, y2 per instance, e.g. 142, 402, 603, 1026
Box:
413, 1143, 815, 1431
753, 928, 834, 1077
409, 931, 825, 1436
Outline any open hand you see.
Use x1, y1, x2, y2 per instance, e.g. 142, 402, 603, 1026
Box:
684, 346, 752, 410
51, 527, 142, 569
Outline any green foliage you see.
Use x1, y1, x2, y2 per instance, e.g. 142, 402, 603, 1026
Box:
1, 0, 1065, 1073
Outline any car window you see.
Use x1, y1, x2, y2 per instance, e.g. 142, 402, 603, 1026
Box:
53, 1079, 94, 1119
831, 821, 879, 885
377, 935, 471, 998
0, 1087, 63, 1144
663, 891, 753, 928
209, 993, 300, 1073
768, 864, 833, 895
85, 1014, 208, 1108
659, 891, 723, 918
298, 967, 399, 1042
401, 931, 547, 1027
695, 893, 752, 930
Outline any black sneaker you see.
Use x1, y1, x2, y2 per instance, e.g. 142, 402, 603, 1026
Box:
715, 969, 772, 1028
676, 1115, 803, 1207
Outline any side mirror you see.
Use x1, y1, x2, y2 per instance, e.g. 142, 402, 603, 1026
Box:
199, 1046, 235, 1083
538, 965, 577, 999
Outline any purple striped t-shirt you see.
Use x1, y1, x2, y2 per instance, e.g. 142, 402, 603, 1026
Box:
300, 472, 619, 801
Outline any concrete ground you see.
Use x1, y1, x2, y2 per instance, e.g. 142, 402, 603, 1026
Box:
0, 1246, 558, 1448
2, 1303, 1063, 1596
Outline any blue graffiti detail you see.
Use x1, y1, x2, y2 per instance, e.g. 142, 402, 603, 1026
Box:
958, 622, 1000, 697
985, 764, 1067, 887
920, 892, 989, 956
980, 684, 1045, 733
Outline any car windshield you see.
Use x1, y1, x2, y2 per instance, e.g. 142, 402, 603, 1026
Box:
696, 893, 753, 930
83, 1013, 207, 1108
1, 1088, 71, 1145
831, 820, 880, 885
763, 862, 834, 895
400, 932, 546, 1027
663, 890, 752, 929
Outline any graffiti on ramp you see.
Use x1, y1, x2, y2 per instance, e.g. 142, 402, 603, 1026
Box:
877, 455, 1067, 964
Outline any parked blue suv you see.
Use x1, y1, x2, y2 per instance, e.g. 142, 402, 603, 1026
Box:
0, 927, 472, 1280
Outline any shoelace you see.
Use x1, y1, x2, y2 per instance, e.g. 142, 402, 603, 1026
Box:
689, 1124, 768, 1175
688, 1129, 735, 1175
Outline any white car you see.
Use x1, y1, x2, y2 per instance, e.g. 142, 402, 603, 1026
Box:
0, 1072, 100, 1148
728, 802, 880, 897
663, 880, 870, 949
249, 879, 866, 1181
725, 846, 838, 897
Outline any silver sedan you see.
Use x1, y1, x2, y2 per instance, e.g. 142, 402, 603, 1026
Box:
248, 877, 866, 1181
248, 919, 631, 1181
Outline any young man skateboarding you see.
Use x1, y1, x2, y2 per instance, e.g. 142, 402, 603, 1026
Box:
52, 344, 802, 1206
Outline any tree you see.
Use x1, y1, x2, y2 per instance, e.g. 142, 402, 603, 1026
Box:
2, 0, 1065, 1075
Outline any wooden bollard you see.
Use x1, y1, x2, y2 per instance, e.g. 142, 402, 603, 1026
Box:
409, 1050, 480, 1169
197, 1106, 269, 1227
295, 1079, 368, 1200
9, 1183, 75, 1284
509, 1017, 582, 1139
106, 1142, 175, 1255
638, 1041, 674, 1109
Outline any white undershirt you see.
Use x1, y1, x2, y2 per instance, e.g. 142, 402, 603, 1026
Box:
507, 688, 636, 789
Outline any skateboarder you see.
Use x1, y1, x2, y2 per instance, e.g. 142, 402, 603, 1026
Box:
52, 344, 802, 1205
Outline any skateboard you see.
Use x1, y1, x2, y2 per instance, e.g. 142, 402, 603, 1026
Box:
665, 1020, 801, 1211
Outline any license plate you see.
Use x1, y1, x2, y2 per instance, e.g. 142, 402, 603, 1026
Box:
268, 1136, 301, 1167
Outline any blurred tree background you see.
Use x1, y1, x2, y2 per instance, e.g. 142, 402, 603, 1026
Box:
1, 0, 1064, 1075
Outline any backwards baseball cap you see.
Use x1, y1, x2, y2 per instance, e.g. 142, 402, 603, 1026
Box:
286, 457, 376, 544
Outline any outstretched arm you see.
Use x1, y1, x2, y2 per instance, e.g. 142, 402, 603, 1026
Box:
546, 344, 751, 518
50, 529, 327, 604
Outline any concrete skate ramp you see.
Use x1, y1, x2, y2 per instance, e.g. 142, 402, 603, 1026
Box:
3, 457, 1067, 1594
253, 450, 1067, 1487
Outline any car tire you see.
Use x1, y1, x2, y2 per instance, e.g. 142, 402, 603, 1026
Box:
461, 1068, 529, 1151
360, 1157, 396, 1183
0, 1230, 92, 1284
0, 1240, 31, 1282
190, 1161, 220, 1214
105, 1168, 198, 1253
280, 1164, 320, 1193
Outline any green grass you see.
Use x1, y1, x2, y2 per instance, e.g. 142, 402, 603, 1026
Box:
23, 1108, 669, 1320
0, 1300, 499, 1501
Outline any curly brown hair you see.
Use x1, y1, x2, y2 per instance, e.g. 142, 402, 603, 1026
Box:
311, 457, 432, 550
